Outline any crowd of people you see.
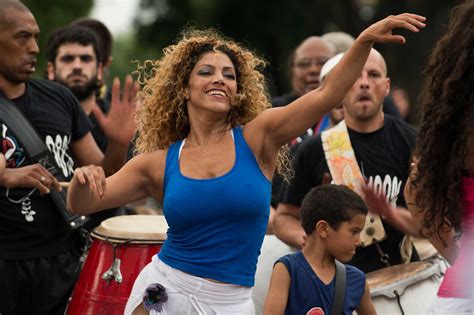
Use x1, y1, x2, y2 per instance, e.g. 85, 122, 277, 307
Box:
0, 0, 471, 314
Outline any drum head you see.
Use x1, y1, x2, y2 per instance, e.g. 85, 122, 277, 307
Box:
367, 261, 442, 298
92, 215, 168, 243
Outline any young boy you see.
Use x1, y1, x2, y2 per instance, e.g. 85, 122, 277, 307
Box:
264, 184, 376, 315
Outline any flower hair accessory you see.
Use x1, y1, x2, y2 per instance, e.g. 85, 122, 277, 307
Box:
143, 283, 168, 312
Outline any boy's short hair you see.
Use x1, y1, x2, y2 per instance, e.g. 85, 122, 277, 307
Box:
300, 184, 368, 235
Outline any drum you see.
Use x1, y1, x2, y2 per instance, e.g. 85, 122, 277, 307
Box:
67, 215, 168, 315
366, 259, 447, 314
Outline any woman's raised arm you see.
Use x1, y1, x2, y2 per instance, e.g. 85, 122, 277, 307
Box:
247, 13, 426, 151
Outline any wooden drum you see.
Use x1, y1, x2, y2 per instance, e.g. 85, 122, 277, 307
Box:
67, 215, 168, 315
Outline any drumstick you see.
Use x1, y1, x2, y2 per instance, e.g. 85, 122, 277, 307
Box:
59, 181, 70, 188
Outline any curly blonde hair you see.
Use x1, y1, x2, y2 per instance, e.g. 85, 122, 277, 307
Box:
135, 28, 290, 177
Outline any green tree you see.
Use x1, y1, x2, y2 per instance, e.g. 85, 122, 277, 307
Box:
22, 0, 94, 77
134, 0, 455, 123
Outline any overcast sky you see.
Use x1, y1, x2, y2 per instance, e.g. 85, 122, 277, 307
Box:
90, 0, 140, 36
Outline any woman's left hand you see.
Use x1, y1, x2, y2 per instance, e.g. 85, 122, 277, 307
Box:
359, 13, 426, 45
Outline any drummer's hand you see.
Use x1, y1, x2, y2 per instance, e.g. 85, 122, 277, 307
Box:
361, 185, 395, 220
404, 157, 420, 212
92, 75, 139, 146
73, 165, 106, 198
358, 13, 426, 45
0, 164, 61, 195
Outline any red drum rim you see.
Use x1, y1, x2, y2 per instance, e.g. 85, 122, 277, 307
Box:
92, 214, 168, 242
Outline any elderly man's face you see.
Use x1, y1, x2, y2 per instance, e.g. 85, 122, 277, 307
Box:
291, 38, 335, 96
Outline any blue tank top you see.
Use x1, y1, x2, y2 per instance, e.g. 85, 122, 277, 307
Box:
158, 126, 271, 286
278, 251, 366, 315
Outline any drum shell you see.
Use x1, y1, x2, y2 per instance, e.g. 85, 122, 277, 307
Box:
67, 215, 167, 315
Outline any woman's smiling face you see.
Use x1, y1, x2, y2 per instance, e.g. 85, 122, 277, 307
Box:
185, 51, 238, 115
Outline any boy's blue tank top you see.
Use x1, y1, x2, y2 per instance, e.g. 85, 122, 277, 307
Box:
158, 126, 271, 286
278, 251, 366, 315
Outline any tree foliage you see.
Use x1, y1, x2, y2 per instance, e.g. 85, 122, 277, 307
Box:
134, 0, 456, 123
22, 0, 94, 76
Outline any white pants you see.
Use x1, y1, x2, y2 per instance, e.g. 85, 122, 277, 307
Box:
429, 296, 474, 314
125, 256, 255, 315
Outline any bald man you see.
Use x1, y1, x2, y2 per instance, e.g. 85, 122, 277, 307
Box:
274, 49, 420, 273
0, 2, 135, 313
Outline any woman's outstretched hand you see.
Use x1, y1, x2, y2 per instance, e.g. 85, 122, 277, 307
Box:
359, 13, 426, 45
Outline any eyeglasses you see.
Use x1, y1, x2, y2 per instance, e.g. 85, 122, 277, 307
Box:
293, 57, 329, 69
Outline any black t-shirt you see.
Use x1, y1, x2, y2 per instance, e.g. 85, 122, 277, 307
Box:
83, 97, 121, 232
89, 98, 109, 153
283, 115, 418, 272
0, 79, 91, 259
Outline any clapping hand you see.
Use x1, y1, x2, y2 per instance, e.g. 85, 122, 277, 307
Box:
92, 74, 140, 146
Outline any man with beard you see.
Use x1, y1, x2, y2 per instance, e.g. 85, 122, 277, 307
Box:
45, 25, 126, 230
274, 49, 420, 273
0, 3, 136, 313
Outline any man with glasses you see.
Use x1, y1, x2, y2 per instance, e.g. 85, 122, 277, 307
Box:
273, 36, 336, 114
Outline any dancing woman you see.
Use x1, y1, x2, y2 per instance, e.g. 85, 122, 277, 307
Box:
67, 14, 425, 314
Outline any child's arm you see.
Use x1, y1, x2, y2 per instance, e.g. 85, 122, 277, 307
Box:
263, 262, 291, 315
355, 280, 377, 315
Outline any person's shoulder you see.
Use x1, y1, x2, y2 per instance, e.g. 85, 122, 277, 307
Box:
277, 251, 301, 266
384, 114, 417, 138
131, 150, 168, 172
28, 79, 78, 101
385, 114, 416, 132
345, 264, 366, 282
138, 149, 168, 162
29, 78, 69, 93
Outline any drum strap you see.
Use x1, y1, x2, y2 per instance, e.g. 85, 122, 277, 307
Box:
322, 120, 386, 246
0, 95, 88, 229
330, 260, 346, 315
